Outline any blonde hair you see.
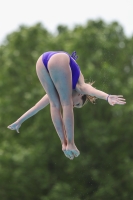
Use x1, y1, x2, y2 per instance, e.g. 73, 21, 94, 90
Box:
82, 82, 97, 105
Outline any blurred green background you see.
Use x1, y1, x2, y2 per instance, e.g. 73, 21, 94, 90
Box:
0, 19, 133, 200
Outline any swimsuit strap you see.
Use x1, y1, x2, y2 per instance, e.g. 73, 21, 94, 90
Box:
71, 51, 78, 60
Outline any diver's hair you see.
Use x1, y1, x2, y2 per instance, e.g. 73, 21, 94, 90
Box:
82, 82, 97, 105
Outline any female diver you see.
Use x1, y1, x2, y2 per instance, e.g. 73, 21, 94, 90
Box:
7, 51, 126, 160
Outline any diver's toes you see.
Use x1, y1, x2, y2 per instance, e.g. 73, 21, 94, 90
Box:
72, 150, 80, 157
64, 150, 74, 160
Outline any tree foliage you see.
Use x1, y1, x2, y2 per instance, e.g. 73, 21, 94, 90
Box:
0, 20, 133, 200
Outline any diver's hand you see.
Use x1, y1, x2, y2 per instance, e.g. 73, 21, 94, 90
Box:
108, 95, 126, 106
7, 121, 21, 133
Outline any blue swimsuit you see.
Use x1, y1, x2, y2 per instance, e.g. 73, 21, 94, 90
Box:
42, 51, 80, 89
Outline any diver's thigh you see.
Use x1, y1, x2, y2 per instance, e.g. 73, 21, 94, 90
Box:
36, 56, 60, 108
48, 53, 72, 105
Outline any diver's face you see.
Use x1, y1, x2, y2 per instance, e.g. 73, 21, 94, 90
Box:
72, 92, 83, 108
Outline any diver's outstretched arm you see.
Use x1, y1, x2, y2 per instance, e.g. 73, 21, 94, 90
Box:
80, 83, 126, 106
7, 94, 49, 133
76, 72, 126, 106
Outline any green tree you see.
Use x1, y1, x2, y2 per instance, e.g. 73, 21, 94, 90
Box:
0, 20, 133, 200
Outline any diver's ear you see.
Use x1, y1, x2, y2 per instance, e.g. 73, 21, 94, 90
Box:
78, 94, 83, 97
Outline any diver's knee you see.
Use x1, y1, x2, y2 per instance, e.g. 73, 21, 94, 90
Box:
50, 101, 61, 109
61, 99, 73, 107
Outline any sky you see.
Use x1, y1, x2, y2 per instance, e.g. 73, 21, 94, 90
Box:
0, 0, 133, 44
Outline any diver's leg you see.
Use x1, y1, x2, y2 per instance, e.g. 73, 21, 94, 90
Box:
36, 56, 67, 151
48, 53, 80, 158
